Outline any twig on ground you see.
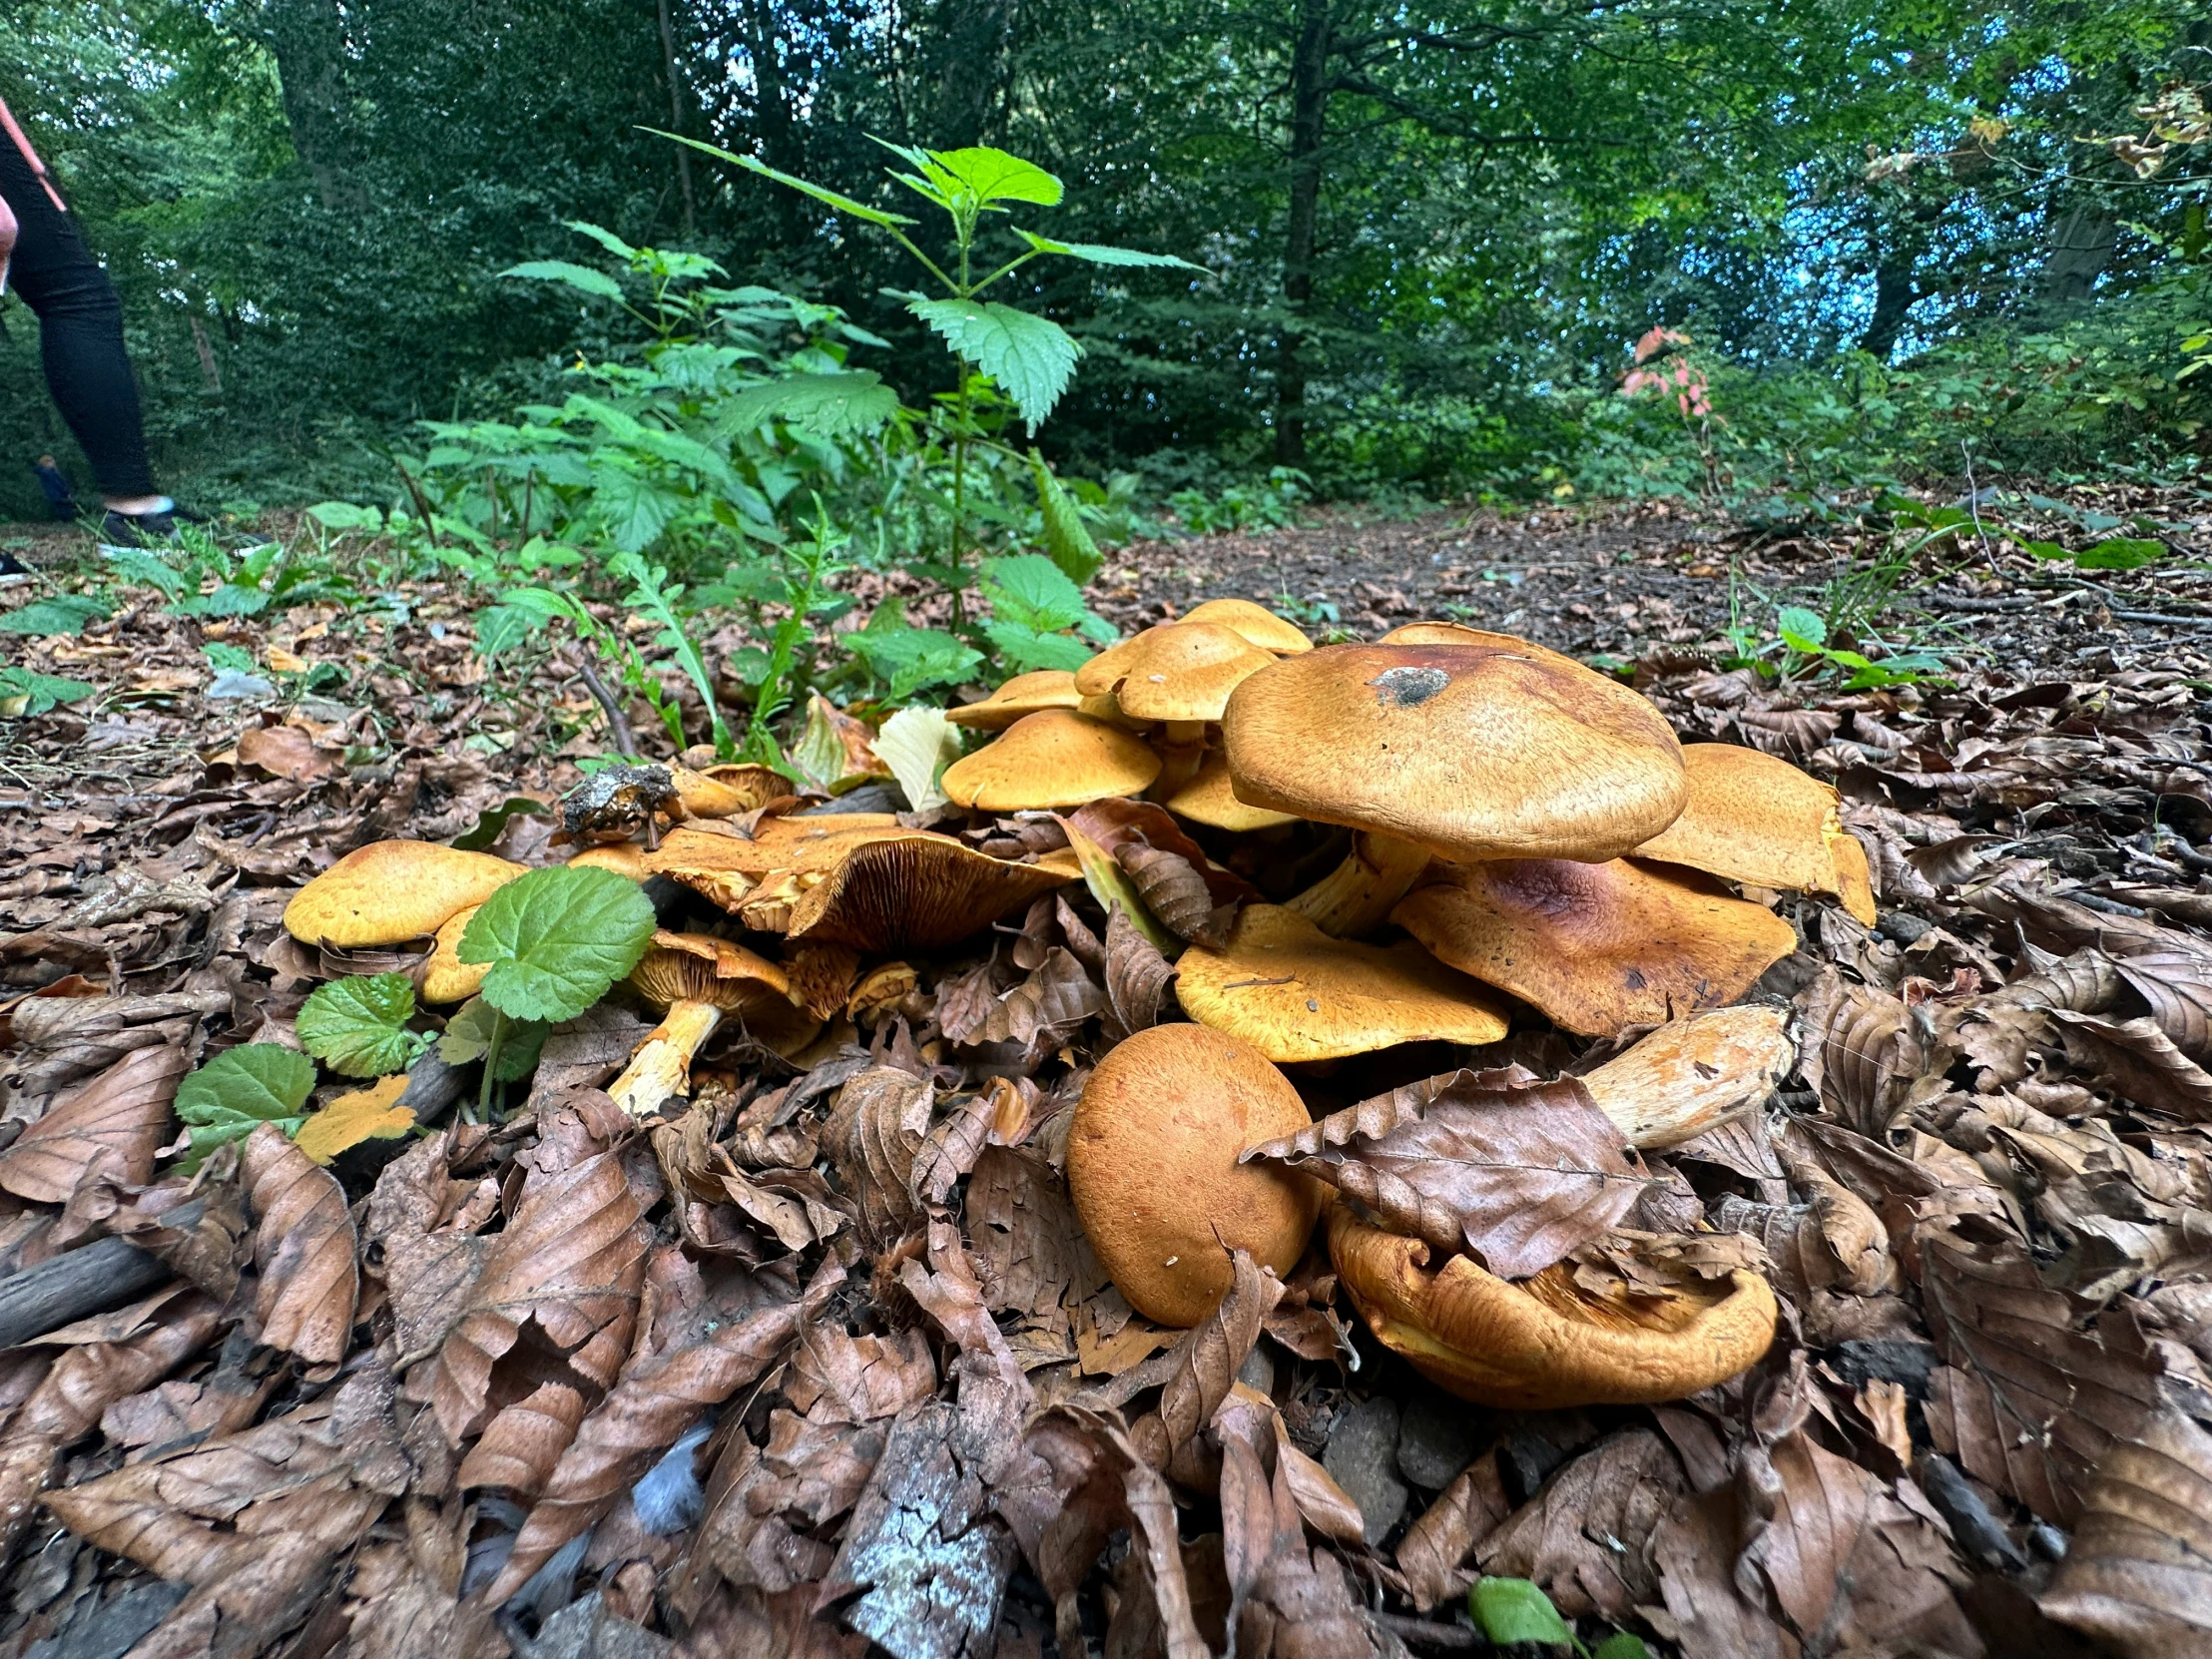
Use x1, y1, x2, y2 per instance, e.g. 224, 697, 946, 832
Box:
566, 647, 641, 759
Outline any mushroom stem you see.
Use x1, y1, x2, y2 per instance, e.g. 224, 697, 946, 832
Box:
1147, 723, 1209, 798
1577, 1005, 1794, 1150
1285, 831, 1432, 936
609, 999, 724, 1118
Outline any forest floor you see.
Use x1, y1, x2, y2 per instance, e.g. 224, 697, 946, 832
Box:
2, 487, 2212, 1657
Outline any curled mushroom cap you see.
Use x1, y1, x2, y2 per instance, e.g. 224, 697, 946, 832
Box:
1222, 641, 1686, 863
1392, 856, 1797, 1037
1175, 904, 1509, 1062
1328, 1207, 1778, 1407
1180, 598, 1314, 655
669, 763, 787, 820
784, 836, 1081, 951
944, 670, 1083, 731
1068, 1024, 1323, 1327
645, 817, 907, 908
420, 905, 487, 1005
610, 930, 815, 1116
1075, 622, 1278, 723
283, 841, 524, 947
1379, 620, 1586, 673
1631, 743, 1874, 921
1163, 752, 1300, 832
940, 709, 1161, 811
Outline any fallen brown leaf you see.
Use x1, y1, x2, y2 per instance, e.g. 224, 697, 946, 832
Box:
822, 1066, 932, 1251
0, 1041, 186, 1205
2040, 1404, 2212, 1656
244, 1120, 359, 1372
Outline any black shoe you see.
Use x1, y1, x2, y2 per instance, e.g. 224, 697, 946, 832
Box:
100, 499, 203, 543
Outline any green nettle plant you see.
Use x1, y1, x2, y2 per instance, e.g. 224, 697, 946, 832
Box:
668, 132, 1198, 618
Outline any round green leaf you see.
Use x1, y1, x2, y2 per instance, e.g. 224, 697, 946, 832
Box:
296, 973, 422, 1077
1469, 1577, 1574, 1648
456, 864, 656, 1023
174, 1045, 318, 1167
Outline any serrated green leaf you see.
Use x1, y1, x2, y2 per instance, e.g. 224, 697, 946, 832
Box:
1013, 229, 1200, 270
437, 996, 550, 1079
2075, 536, 2163, 570
503, 260, 626, 300
457, 864, 657, 1023
984, 621, 1094, 674
1029, 450, 1103, 583
0, 595, 111, 637
1468, 1577, 1574, 1648
204, 584, 272, 618
844, 627, 986, 702
908, 298, 1079, 430
922, 147, 1062, 207
474, 604, 544, 658
719, 371, 901, 436
101, 545, 192, 600
1776, 605, 1829, 651
0, 668, 96, 718
659, 131, 916, 228
981, 554, 1089, 633
873, 707, 963, 813
296, 974, 425, 1078
305, 501, 385, 532
174, 1044, 317, 1164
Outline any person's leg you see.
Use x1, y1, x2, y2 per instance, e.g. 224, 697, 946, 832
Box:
0, 121, 162, 513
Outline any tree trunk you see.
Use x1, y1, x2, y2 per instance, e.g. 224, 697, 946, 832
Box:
920, 0, 1022, 149
656, 0, 698, 239
1860, 254, 1916, 361
245, 0, 363, 213
2043, 207, 2116, 305
1276, 0, 1332, 469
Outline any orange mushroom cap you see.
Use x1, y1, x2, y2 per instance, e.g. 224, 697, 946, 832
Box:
1180, 598, 1314, 655
1221, 640, 1686, 863
1631, 743, 1871, 921
1392, 856, 1797, 1037
1329, 1207, 1778, 1407
1067, 1024, 1323, 1327
1162, 751, 1301, 832
940, 709, 1162, 811
944, 670, 1084, 731
1075, 622, 1278, 723
283, 841, 524, 947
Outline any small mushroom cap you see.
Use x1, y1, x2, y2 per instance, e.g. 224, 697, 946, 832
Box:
631, 929, 793, 1007
1075, 622, 1278, 723
567, 842, 648, 880
944, 670, 1083, 731
669, 764, 787, 819
785, 836, 1081, 951
940, 710, 1162, 811
1392, 856, 1797, 1037
420, 905, 488, 1004
1222, 641, 1686, 863
1077, 691, 1149, 731
647, 815, 906, 890
1175, 904, 1509, 1062
1328, 1207, 1778, 1407
1163, 752, 1300, 832
1180, 598, 1314, 655
283, 841, 524, 947
1632, 744, 1860, 902
1068, 1024, 1324, 1327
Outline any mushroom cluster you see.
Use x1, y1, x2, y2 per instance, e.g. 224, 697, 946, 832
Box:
281, 602, 1865, 1410
934, 605, 1870, 1404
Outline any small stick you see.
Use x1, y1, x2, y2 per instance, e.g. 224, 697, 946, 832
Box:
567, 648, 641, 759
0, 1236, 171, 1348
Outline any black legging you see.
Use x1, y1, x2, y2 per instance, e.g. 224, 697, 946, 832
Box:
0, 115, 155, 499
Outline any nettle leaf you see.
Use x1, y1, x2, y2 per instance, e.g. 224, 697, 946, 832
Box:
845, 627, 986, 701
984, 621, 1094, 675
438, 996, 551, 1079
474, 604, 544, 659
503, 260, 627, 301
204, 584, 273, 618
1776, 605, 1829, 652
296, 973, 425, 1078
1468, 1578, 1574, 1648
1029, 450, 1102, 583
1013, 229, 1200, 270
921, 146, 1063, 208
981, 554, 1089, 634
0, 668, 95, 718
589, 469, 685, 554
720, 371, 901, 436
175, 1044, 317, 1163
907, 298, 1079, 430
102, 546, 192, 600
457, 864, 657, 1023
664, 133, 917, 229
0, 595, 111, 637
